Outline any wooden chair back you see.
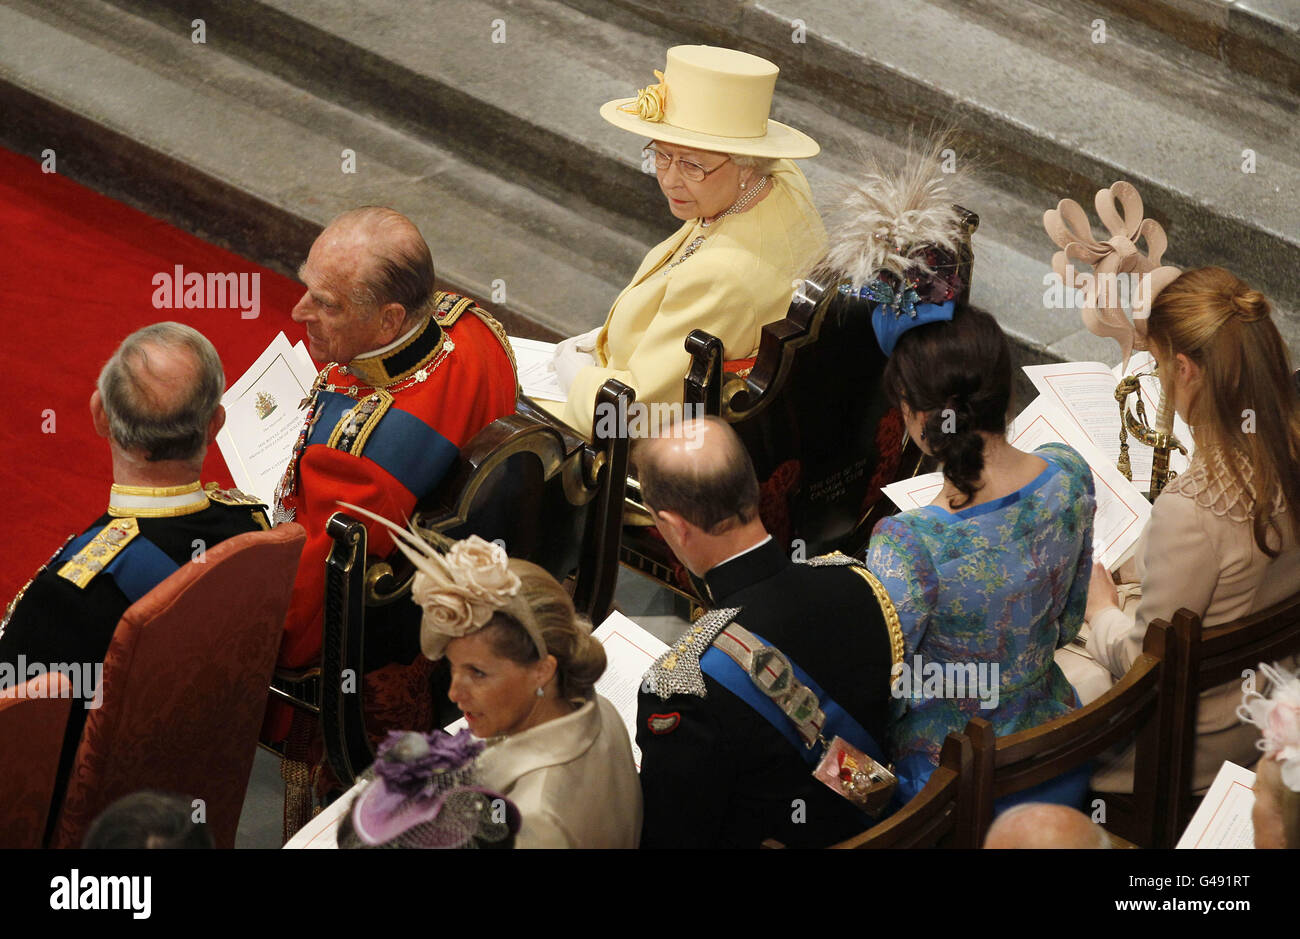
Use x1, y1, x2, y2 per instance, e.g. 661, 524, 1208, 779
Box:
965, 620, 1177, 847
830, 731, 977, 849
317, 380, 634, 786
674, 208, 977, 560
1162, 589, 1300, 839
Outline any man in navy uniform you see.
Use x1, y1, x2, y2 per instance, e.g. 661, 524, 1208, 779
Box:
633, 417, 901, 848
0, 322, 268, 797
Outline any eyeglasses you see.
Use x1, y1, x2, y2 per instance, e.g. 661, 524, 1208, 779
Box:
642, 146, 730, 182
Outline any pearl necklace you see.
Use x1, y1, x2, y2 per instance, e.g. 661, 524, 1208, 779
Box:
662, 175, 771, 274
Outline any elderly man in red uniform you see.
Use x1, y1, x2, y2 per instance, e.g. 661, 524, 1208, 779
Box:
268, 207, 516, 788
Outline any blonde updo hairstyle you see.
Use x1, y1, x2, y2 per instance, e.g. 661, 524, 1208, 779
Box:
479, 560, 607, 702
1145, 266, 1300, 556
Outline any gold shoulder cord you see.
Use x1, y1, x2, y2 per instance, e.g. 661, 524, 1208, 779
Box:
848, 565, 905, 672
468, 306, 518, 382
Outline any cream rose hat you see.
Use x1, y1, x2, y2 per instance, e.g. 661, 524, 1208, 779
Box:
599, 45, 819, 159
335, 504, 548, 662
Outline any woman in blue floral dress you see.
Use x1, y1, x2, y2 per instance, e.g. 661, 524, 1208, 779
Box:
866, 307, 1095, 801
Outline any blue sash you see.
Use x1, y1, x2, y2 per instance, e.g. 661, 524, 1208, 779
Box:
699, 629, 886, 768
57, 529, 179, 604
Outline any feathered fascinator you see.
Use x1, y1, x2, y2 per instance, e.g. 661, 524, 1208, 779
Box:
1239, 662, 1300, 793
336, 502, 548, 662
819, 135, 970, 356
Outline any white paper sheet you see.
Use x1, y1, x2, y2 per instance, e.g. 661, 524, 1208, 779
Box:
510, 336, 566, 403
215, 332, 319, 508
1023, 356, 1192, 491
1008, 396, 1151, 571
879, 396, 1151, 570
590, 612, 670, 770
1176, 761, 1256, 849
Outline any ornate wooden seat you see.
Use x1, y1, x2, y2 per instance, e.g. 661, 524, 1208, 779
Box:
1160, 589, 1300, 844
621, 208, 977, 600
311, 379, 635, 788
963, 620, 1177, 848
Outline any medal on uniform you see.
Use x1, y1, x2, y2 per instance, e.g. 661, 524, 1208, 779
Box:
813, 736, 897, 817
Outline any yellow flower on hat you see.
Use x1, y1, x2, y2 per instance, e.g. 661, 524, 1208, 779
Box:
623, 69, 667, 122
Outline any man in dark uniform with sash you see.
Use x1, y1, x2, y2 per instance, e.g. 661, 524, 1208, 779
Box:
0, 322, 269, 803
633, 417, 902, 848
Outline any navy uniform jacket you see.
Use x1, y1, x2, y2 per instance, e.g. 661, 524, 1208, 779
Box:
635, 538, 901, 849
0, 482, 268, 827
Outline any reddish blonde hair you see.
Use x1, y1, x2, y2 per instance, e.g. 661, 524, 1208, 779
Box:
1146, 267, 1300, 555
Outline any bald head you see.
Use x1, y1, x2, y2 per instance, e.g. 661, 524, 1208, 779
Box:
634, 417, 759, 535
95, 322, 225, 465
294, 207, 435, 363
983, 803, 1110, 850
321, 206, 434, 316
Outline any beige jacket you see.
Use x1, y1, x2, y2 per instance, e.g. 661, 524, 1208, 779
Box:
557, 160, 827, 436
475, 695, 642, 848
1089, 449, 1300, 792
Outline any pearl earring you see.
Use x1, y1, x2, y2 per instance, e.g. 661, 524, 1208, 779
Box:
740, 180, 748, 190
536, 687, 544, 698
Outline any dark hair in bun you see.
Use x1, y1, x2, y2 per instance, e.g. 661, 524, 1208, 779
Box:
881, 306, 1013, 508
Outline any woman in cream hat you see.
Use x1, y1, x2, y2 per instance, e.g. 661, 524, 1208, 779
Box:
549, 45, 828, 437
341, 505, 642, 848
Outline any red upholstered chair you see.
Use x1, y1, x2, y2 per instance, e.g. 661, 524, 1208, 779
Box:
0, 673, 73, 848
48, 523, 305, 849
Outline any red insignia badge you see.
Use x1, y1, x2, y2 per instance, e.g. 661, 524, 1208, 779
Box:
647, 712, 681, 735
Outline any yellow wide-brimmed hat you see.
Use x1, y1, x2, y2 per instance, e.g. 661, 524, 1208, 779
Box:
599, 45, 820, 159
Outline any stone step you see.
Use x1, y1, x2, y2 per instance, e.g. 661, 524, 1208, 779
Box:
73, 0, 1131, 363
5, 0, 1296, 367
1026, 0, 1300, 97
554, 0, 1300, 315
97, 0, 1298, 353
0, 0, 653, 340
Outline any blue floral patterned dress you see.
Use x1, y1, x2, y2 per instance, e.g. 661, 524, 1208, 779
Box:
867, 443, 1095, 801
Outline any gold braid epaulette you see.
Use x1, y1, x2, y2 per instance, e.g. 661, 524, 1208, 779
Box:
803, 551, 904, 672
432, 290, 519, 393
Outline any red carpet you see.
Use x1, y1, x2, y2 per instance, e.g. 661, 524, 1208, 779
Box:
0, 148, 303, 600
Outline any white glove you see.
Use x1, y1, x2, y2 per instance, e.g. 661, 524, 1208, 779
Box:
552, 327, 602, 393
571, 326, 602, 355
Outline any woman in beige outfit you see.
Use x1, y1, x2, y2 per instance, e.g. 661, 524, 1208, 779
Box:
1080, 267, 1300, 793
343, 513, 643, 848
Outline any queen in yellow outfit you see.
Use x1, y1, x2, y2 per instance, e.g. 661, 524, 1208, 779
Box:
550, 45, 828, 437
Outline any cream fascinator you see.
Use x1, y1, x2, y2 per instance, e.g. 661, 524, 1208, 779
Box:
1239, 663, 1300, 793
336, 503, 548, 662
1043, 181, 1182, 370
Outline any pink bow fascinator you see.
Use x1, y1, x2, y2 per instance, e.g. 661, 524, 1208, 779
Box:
335, 502, 548, 662
1043, 181, 1182, 369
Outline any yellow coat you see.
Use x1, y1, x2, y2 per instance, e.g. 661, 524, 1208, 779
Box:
558, 160, 827, 436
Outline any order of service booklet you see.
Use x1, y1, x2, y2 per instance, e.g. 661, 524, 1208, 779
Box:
215, 332, 319, 510
510, 336, 565, 403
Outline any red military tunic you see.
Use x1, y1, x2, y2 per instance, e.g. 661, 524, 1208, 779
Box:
275, 293, 517, 671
